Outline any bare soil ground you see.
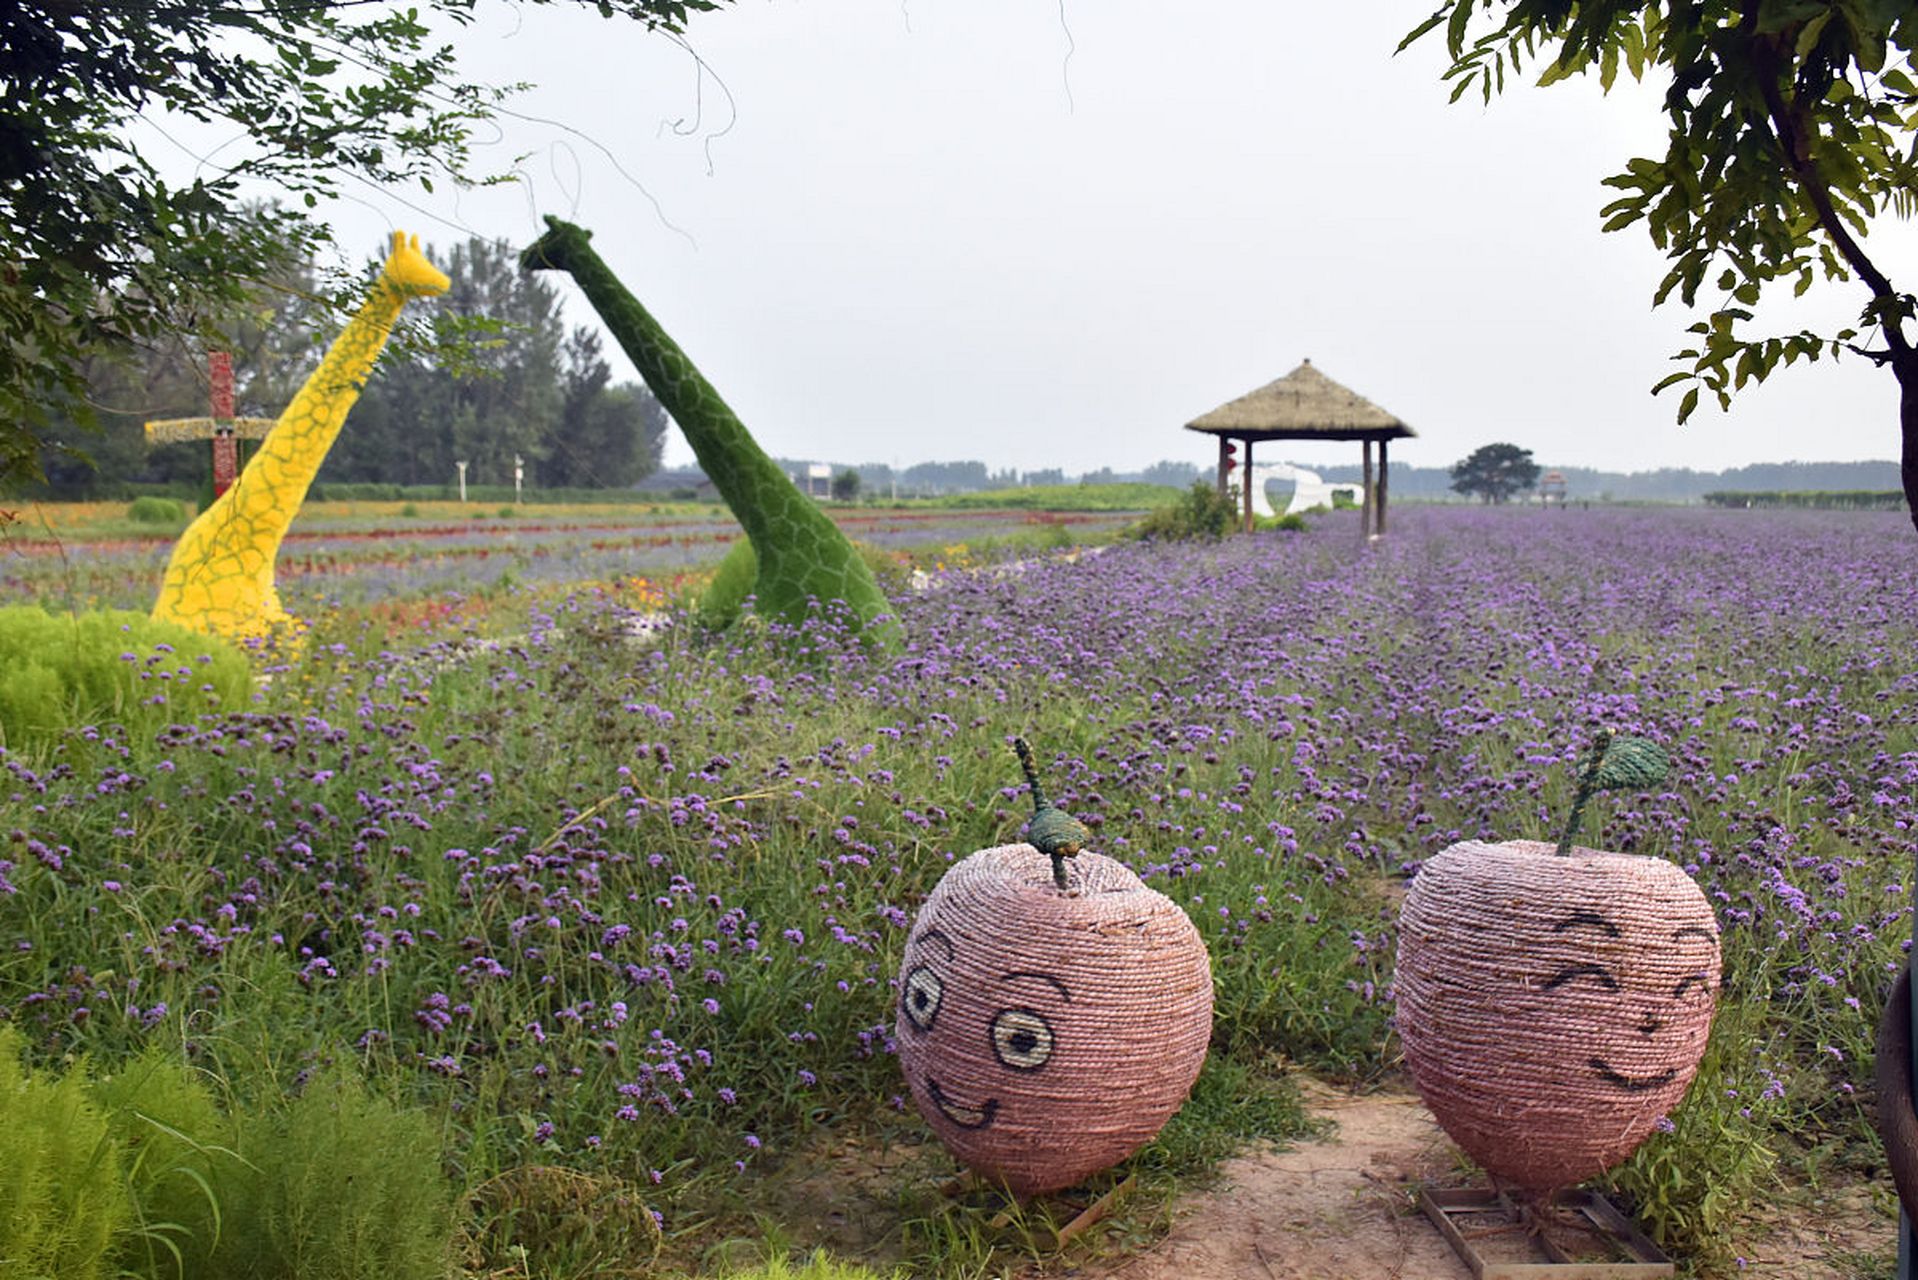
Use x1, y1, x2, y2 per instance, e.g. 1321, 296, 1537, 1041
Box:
1061, 1079, 1897, 1280
740, 1077, 1895, 1280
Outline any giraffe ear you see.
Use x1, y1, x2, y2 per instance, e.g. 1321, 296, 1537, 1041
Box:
409, 234, 422, 252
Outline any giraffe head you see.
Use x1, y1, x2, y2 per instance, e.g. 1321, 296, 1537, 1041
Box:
380, 231, 450, 298
519, 216, 594, 275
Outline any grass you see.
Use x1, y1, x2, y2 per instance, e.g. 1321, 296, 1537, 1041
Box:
918, 482, 1181, 512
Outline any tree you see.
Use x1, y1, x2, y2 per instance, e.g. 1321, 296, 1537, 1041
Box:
0, 0, 728, 493
1140, 459, 1205, 488
1405, 2, 1918, 532
1451, 442, 1541, 503
830, 468, 862, 502
322, 238, 561, 487
543, 331, 669, 489
321, 236, 666, 489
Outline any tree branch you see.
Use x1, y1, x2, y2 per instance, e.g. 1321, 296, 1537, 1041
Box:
1742, 1, 1910, 355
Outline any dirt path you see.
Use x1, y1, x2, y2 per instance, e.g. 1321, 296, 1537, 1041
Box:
1064, 1079, 1896, 1280
1069, 1080, 1467, 1280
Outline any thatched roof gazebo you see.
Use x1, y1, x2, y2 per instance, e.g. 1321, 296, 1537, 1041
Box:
1184, 359, 1415, 538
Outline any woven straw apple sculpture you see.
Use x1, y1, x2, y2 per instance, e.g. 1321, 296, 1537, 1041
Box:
895, 739, 1214, 1194
1395, 732, 1721, 1192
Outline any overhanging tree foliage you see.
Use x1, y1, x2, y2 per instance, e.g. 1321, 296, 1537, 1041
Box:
1404, 1, 1918, 531
0, 0, 725, 493
1452, 441, 1542, 502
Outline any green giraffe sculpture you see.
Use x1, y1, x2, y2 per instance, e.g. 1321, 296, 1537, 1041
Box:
519, 217, 901, 650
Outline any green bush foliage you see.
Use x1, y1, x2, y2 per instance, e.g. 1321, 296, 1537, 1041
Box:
0, 1027, 129, 1280
1126, 480, 1239, 541
127, 496, 188, 524
215, 1063, 456, 1280
0, 1034, 456, 1280
1702, 489, 1905, 510
1601, 1004, 1783, 1265
717, 1251, 904, 1280
0, 607, 251, 755
697, 538, 911, 630
697, 536, 761, 630
932, 482, 1182, 512
93, 1047, 236, 1280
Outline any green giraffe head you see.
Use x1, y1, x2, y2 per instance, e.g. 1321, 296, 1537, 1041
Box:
519, 216, 594, 275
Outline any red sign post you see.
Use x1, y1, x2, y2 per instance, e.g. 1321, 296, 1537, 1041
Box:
144, 352, 276, 498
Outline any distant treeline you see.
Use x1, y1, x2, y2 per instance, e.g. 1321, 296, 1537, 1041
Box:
1702, 489, 1907, 510
1315, 459, 1903, 502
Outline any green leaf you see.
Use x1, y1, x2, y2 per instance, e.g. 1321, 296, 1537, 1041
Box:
1397, 8, 1451, 55
1446, 0, 1476, 57
1678, 385, 1700, 421
1593, 736, 1671, 791
1795, 11, 1832, 59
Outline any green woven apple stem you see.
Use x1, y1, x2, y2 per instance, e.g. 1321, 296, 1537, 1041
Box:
1014, 736, 1090, 890
1555, 730, 1672, 855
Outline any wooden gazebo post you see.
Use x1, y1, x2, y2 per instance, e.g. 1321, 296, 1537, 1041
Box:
1181, 358, 1415, 541
1242, 437, 1255, 533
1360, 440, 1374, 543
1378, 437, 1390, 536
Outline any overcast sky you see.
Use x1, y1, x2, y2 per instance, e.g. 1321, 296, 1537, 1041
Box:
285, 1, 1917, 475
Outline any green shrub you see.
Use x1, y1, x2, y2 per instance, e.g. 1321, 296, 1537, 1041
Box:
1601, 1005, 1782, 1268
697, 537, 760, 630
1127, 480, 1238, 541
399, 502, 421, 518
0, 1027, 129, 1280
716, 1251, 904, 1280
696, 538, 906, 630
93, 1046, 237, 1280
212, 1063, 456, 1280
496, 505, 518, 519
0, 607, 252, 756
127, 496, 187, 525
464, 1165, 661, 1279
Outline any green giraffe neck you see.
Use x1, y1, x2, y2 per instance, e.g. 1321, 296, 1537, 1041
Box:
521, 217, 899, 648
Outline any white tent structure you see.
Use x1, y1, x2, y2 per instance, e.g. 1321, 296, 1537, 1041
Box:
1230, 461, 1362, 518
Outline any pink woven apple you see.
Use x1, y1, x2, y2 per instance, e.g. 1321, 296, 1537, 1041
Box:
1395, 838, 1720, 1189
895, 843, 1214, 1193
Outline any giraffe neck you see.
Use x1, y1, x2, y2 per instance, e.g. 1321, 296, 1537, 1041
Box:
550, 244, 789, 556
216, 280, 409, 548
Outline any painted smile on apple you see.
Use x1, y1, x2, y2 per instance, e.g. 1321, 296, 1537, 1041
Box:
1588, 1058, 1681, 1092
925, 1078, 999, 1130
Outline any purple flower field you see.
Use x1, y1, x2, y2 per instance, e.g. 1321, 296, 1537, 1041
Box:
1, 502, 1910, 1265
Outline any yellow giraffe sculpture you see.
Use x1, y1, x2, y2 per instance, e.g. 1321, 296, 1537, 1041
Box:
152, 232, 449, 647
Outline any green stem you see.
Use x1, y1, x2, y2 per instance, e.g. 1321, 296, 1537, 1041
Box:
1012, 736, 1050, 813
1556, 728, 1613, 856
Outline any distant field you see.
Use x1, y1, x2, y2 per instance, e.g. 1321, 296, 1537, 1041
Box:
1, 499, 1143, 627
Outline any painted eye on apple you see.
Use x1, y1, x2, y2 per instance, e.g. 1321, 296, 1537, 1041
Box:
903, 966, 944, 1031
990, 1007, 1055, 1071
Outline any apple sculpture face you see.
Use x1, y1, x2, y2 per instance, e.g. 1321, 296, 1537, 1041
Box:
895, 844, 1214, 1194
1395, 839, 1721, 1190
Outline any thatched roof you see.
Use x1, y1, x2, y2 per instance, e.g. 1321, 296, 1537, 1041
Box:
1184, 359, 1414, 442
